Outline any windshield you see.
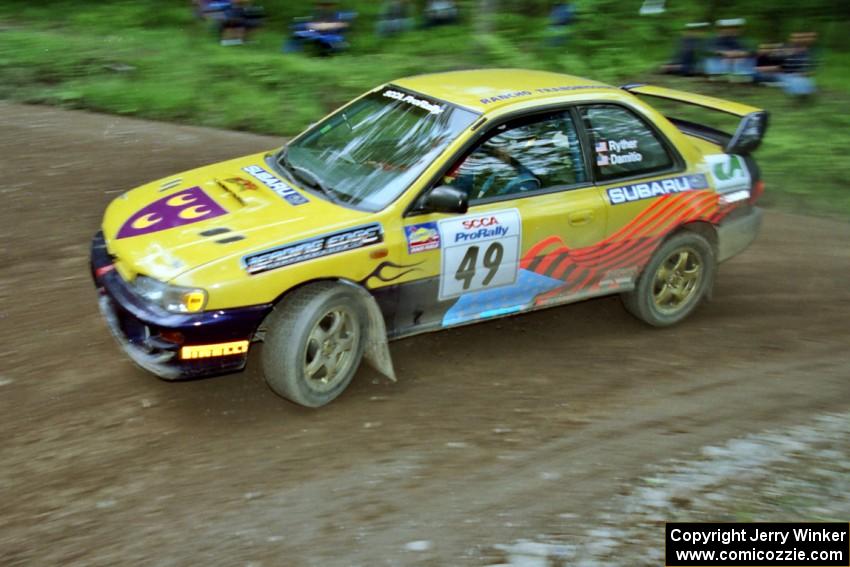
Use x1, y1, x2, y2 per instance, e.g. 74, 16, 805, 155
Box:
277, 87, 478, 211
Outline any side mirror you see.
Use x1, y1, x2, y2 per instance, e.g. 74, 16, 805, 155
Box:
419, 185, 468, 215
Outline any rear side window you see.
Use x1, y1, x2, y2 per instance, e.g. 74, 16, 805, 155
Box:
580, 104, 674, 181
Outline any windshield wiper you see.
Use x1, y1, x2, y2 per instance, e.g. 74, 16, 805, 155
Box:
278, 150, 341, 203
269, 149, 298, 185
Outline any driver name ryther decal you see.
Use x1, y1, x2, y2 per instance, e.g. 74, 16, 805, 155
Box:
243, 165, 309, 206
595, 138, 643, 167
243, 224, 383, 275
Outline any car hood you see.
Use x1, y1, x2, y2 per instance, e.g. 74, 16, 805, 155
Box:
102, 152, 370, 282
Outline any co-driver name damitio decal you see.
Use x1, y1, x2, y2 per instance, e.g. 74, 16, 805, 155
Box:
607, 173, 709, 205
595, 138, 643, 167
242, 165, 309, 206
438, 209, 521, 300
243, 224, 383, 275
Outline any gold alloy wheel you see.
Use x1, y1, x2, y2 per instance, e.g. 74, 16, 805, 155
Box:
652, 246, 703, 315
304, 306, 359, 392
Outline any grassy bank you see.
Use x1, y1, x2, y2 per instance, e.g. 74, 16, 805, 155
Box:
0, 2, 848, 216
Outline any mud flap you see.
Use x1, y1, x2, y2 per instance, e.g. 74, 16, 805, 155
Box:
341, 281, 397, 382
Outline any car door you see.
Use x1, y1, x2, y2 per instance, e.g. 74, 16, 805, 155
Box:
575, 103, 711, 284
390, 108, 609, 335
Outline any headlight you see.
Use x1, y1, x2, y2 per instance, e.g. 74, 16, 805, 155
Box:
133, 276, 208, 314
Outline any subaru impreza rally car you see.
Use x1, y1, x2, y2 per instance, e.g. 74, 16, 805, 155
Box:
91, 69, 768, 407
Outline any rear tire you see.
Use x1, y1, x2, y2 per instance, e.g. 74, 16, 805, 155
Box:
622, 231, 716, 327
261, 282, 366, 407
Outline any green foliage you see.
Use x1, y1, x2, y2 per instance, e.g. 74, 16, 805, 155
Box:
648, 75, 850, 217
0, 0, 848, 216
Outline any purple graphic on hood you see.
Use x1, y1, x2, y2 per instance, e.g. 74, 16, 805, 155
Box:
116, 186, 227, 239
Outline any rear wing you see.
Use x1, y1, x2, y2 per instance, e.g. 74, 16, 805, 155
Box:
622, 84, 769, 155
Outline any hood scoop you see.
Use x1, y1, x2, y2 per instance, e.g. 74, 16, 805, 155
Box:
214, 178, 250, 206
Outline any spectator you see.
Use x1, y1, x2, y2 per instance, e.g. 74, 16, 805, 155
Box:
704, 19, 756, 82
661, 22, 709, 76
219, 0, 265, 46
424, 0, 459, 28
376, 0, 414, 37
780, 32, 818, 98
193, 0, 231, 22
284, 1, 356, 55
311, 0, 346, 27
753, 42, 785, 85
546, 1, 575, 46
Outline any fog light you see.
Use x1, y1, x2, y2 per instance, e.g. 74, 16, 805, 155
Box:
159, 330, 184, 344
183, 291, 206, 313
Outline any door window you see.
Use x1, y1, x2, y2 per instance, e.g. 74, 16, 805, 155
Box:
444, 111, 587, 203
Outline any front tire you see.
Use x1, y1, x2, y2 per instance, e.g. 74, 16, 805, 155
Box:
622, 231, 716, 327
261, 282, 366, 407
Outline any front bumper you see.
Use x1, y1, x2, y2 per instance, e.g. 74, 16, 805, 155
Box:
717, 206, 763, 263
91, 231, 273, 380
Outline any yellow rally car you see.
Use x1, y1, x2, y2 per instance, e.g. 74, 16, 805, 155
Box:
91, 69, 768, 407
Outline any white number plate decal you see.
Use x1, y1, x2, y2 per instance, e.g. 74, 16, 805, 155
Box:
438, 209, 521, 300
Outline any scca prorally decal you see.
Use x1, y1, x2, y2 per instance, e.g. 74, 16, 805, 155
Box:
438, 209, 521, 300
606, 174, 708, 205
243, 224, 383, 275
382, 89, 444, 115
242, 165, 309, 206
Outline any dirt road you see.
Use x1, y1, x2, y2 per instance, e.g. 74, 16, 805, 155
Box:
1, 102, 848, 566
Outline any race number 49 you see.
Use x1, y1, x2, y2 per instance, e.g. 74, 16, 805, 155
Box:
438, 209, 521, 300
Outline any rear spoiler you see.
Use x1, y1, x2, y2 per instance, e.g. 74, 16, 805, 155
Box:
622, 84, 769, 155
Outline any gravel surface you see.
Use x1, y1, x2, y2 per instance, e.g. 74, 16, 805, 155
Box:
1, 102, 849, 566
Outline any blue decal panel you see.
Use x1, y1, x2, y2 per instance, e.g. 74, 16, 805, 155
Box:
606, 174, 709, 205
442, 269, 563, 326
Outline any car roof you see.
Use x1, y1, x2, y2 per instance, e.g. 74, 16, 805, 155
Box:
392, 69, 618, 114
